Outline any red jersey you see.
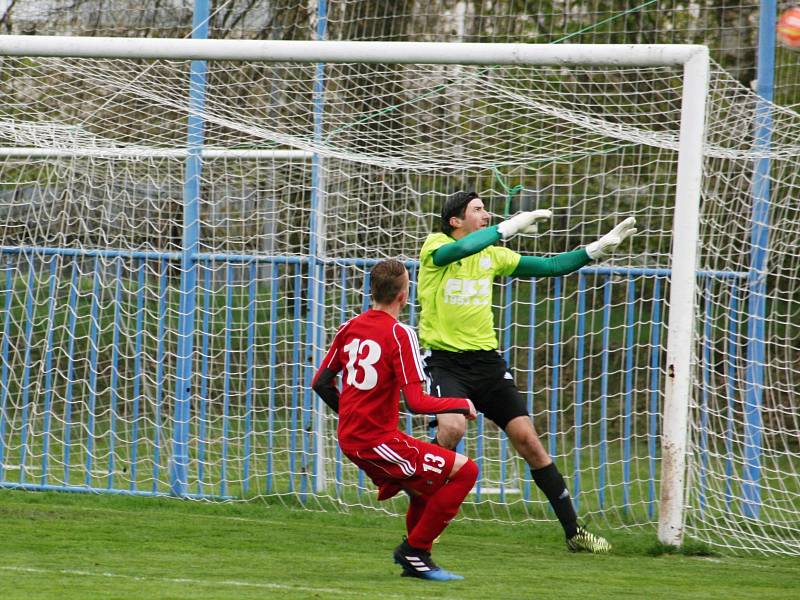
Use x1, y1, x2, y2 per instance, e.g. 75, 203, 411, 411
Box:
313, 309, 469, 448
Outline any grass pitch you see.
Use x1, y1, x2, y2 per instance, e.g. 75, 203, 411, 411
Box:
0, 490, 797, 599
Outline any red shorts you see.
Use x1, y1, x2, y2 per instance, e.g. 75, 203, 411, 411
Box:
342, 433, 458, 500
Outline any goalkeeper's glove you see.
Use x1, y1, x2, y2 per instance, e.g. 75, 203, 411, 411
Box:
585, 217, 637, 260
497, 209, 553, 240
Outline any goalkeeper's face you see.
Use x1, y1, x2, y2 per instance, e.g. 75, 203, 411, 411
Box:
454, 198, 491, 236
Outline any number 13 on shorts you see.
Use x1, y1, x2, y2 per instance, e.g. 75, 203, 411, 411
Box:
422, 452, 446, 474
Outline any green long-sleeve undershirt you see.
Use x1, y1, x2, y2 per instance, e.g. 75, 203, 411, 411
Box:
431, 225, 592, 276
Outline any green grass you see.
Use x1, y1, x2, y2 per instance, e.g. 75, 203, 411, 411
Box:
4, 409, 799, 536
1, 490, 798, 599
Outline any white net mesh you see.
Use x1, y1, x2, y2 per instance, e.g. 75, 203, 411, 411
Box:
0, 45, 797, 556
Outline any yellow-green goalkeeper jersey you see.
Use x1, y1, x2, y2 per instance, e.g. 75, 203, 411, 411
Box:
418, 232, 521, 351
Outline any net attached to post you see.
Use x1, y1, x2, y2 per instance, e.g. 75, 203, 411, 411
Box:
0, 49, 797, 555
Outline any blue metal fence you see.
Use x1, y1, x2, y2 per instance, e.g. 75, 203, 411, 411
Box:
0, 243, 754, 519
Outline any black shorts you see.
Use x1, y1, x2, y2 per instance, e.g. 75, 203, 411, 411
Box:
423, 349, 529, 430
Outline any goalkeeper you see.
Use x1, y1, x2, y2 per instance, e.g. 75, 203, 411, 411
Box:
418, 190, 637, 554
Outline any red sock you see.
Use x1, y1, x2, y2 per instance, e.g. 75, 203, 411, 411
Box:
406, 494, 427, 534
407, 459, 478, 551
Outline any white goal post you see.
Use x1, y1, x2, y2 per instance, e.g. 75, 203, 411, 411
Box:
0, 37, 710, 547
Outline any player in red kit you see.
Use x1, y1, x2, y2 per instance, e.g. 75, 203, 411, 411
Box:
312, 259, 478, 582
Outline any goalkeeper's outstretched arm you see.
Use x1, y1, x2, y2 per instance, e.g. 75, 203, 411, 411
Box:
511, 248, 591, 277
432, 209, 552, 266
435, 212, 637, 276
511, 217, 637, 276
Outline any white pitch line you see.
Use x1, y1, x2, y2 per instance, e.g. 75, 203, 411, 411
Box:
0, 565, 420, 599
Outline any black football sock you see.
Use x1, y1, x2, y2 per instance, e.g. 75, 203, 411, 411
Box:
531, 462, 579, 539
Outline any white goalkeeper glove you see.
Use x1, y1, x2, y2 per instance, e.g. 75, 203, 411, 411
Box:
496, 209, 553, 240
585, 217, 637, 260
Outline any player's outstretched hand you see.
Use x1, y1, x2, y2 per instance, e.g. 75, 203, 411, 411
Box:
585, 217, 637, 260
497, 209, 553, 240
465, 399, 477, 420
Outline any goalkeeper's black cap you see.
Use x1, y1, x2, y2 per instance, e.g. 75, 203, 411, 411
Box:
441, 190, 479, 236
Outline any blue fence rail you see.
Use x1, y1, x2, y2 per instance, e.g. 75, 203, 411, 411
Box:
0, 246, 752, 516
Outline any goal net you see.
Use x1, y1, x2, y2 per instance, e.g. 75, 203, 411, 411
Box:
0, 38, 797, 556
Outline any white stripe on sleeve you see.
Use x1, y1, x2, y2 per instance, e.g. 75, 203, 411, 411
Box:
392, 323, 425, 384
402, 324, 426, 378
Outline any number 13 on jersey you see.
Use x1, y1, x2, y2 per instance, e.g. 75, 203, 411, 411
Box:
343, 337, 382, 390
